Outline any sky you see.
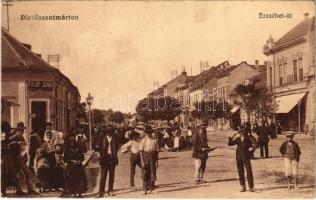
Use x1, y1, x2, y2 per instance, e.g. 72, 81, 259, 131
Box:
2, 1, 315, 113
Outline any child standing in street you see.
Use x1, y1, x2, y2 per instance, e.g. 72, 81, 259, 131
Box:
279, 133, 301, 190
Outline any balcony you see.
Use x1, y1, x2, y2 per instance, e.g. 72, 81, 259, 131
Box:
273, 80, 308, 94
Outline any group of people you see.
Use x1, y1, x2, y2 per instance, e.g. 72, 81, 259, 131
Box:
93, 122, 160, 197
191, 120, 300, 193
1, 121, 88, 197
1, 118, 301, 197
231, 122, 300, 192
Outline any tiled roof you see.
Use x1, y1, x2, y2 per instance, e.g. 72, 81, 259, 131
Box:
1, 27, 80, 97
274, 16, 315, 46
1, 27, 54, 71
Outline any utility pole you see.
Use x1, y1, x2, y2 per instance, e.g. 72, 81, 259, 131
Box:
2, 0, 13, 32
298, 100, 301, 134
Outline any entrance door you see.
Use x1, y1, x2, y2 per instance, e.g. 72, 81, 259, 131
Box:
31, 101, 47, 138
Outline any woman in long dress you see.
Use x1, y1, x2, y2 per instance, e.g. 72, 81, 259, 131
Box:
42, 131, 57, 191
63, 136, 87, 197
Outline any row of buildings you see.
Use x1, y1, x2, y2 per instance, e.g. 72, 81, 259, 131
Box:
147, 14, 315, 134
1, 27, 81, 139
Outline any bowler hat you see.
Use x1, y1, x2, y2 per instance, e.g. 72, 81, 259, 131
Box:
16, 122, 26, 130
197, 122, 206, 128
285, 133, 295, 138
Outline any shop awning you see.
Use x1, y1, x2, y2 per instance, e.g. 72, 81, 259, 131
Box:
1, 99, 20, 107
275, 92, 306, 114
230, 106, 240, 113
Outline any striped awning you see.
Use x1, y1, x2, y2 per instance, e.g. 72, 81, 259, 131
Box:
275, 92, 306, 114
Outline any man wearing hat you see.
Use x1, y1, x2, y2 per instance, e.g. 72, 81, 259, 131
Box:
121, 128, 141, 191
228, 127, 257, 192
192, 122, 211, 185
97, 125, 119, 197
139, 125, 158, 195
12, 122, 39, 195
279, 133, 301, 190
1, 121, 16, 196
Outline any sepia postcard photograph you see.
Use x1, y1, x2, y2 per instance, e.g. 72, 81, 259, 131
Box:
1, 0, 315, 198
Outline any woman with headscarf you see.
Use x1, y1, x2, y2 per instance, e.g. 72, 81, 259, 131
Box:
42, 131, 57, 191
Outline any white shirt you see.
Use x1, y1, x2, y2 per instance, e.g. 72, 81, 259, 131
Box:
121, 140, 140, 154
106, 136, 112, 155
187, 129, 192, 137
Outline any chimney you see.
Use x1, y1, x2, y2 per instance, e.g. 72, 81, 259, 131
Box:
304, 13, 309, 20
255, 60, 259, 65
254, 60, 259, 71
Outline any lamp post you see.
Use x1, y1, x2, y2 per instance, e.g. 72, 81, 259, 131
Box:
86, 93, 93, 151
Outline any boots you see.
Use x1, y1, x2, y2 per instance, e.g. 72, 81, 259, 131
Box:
287, 176, 292, 190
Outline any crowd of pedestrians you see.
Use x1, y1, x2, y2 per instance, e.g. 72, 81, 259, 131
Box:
1, 121, 89, 197
1, 117, 302, 197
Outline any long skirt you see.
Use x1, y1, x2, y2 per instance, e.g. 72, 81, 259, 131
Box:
65, 163, 87, 194
37, 166, 51, 191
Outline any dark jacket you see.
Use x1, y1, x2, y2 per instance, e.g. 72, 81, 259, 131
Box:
192, 130, 209, 160
257, 125, 269, 143
29, 133, 42, 156
279, 141, 301, 162
228, 135, 257, 161
98, 135, 119, 166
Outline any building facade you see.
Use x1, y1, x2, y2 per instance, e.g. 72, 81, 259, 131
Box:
1, 27, 81, 140
263, 14, 315, 133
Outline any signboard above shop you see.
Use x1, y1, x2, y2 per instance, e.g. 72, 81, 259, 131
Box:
28, 81, 53, 91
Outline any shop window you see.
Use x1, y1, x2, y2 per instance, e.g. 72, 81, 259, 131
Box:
293, 59, 298, 82
298, 58, 303, 81
299, 68, 304, 81
278, 64, 283, 86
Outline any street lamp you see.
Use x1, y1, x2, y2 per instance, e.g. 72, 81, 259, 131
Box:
86, 93, 93, 151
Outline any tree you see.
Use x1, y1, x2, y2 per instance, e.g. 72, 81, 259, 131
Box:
235, 82, 276, 122
234, 83, 258, 122
191, 100, 232, 123
91, 109, 105, 124
255, 88, 277, 121
109, 111, 125, 124
76, 102, 87, 119
136, 96, 182, 121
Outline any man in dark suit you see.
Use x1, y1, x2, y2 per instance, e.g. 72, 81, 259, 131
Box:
97, 125, 119, 197
228, 128, 257, 192
257, 122, 270, 158
192, 123, 209, 185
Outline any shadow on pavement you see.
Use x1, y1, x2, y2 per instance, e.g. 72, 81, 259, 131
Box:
255, 184, 315, 192
159, 156, 178, 160
157, 184, 210, 193
208, 154, 226, 158
208, 178, 238, 183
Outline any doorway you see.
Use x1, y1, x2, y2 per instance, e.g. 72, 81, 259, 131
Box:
31, 101, 47, 138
